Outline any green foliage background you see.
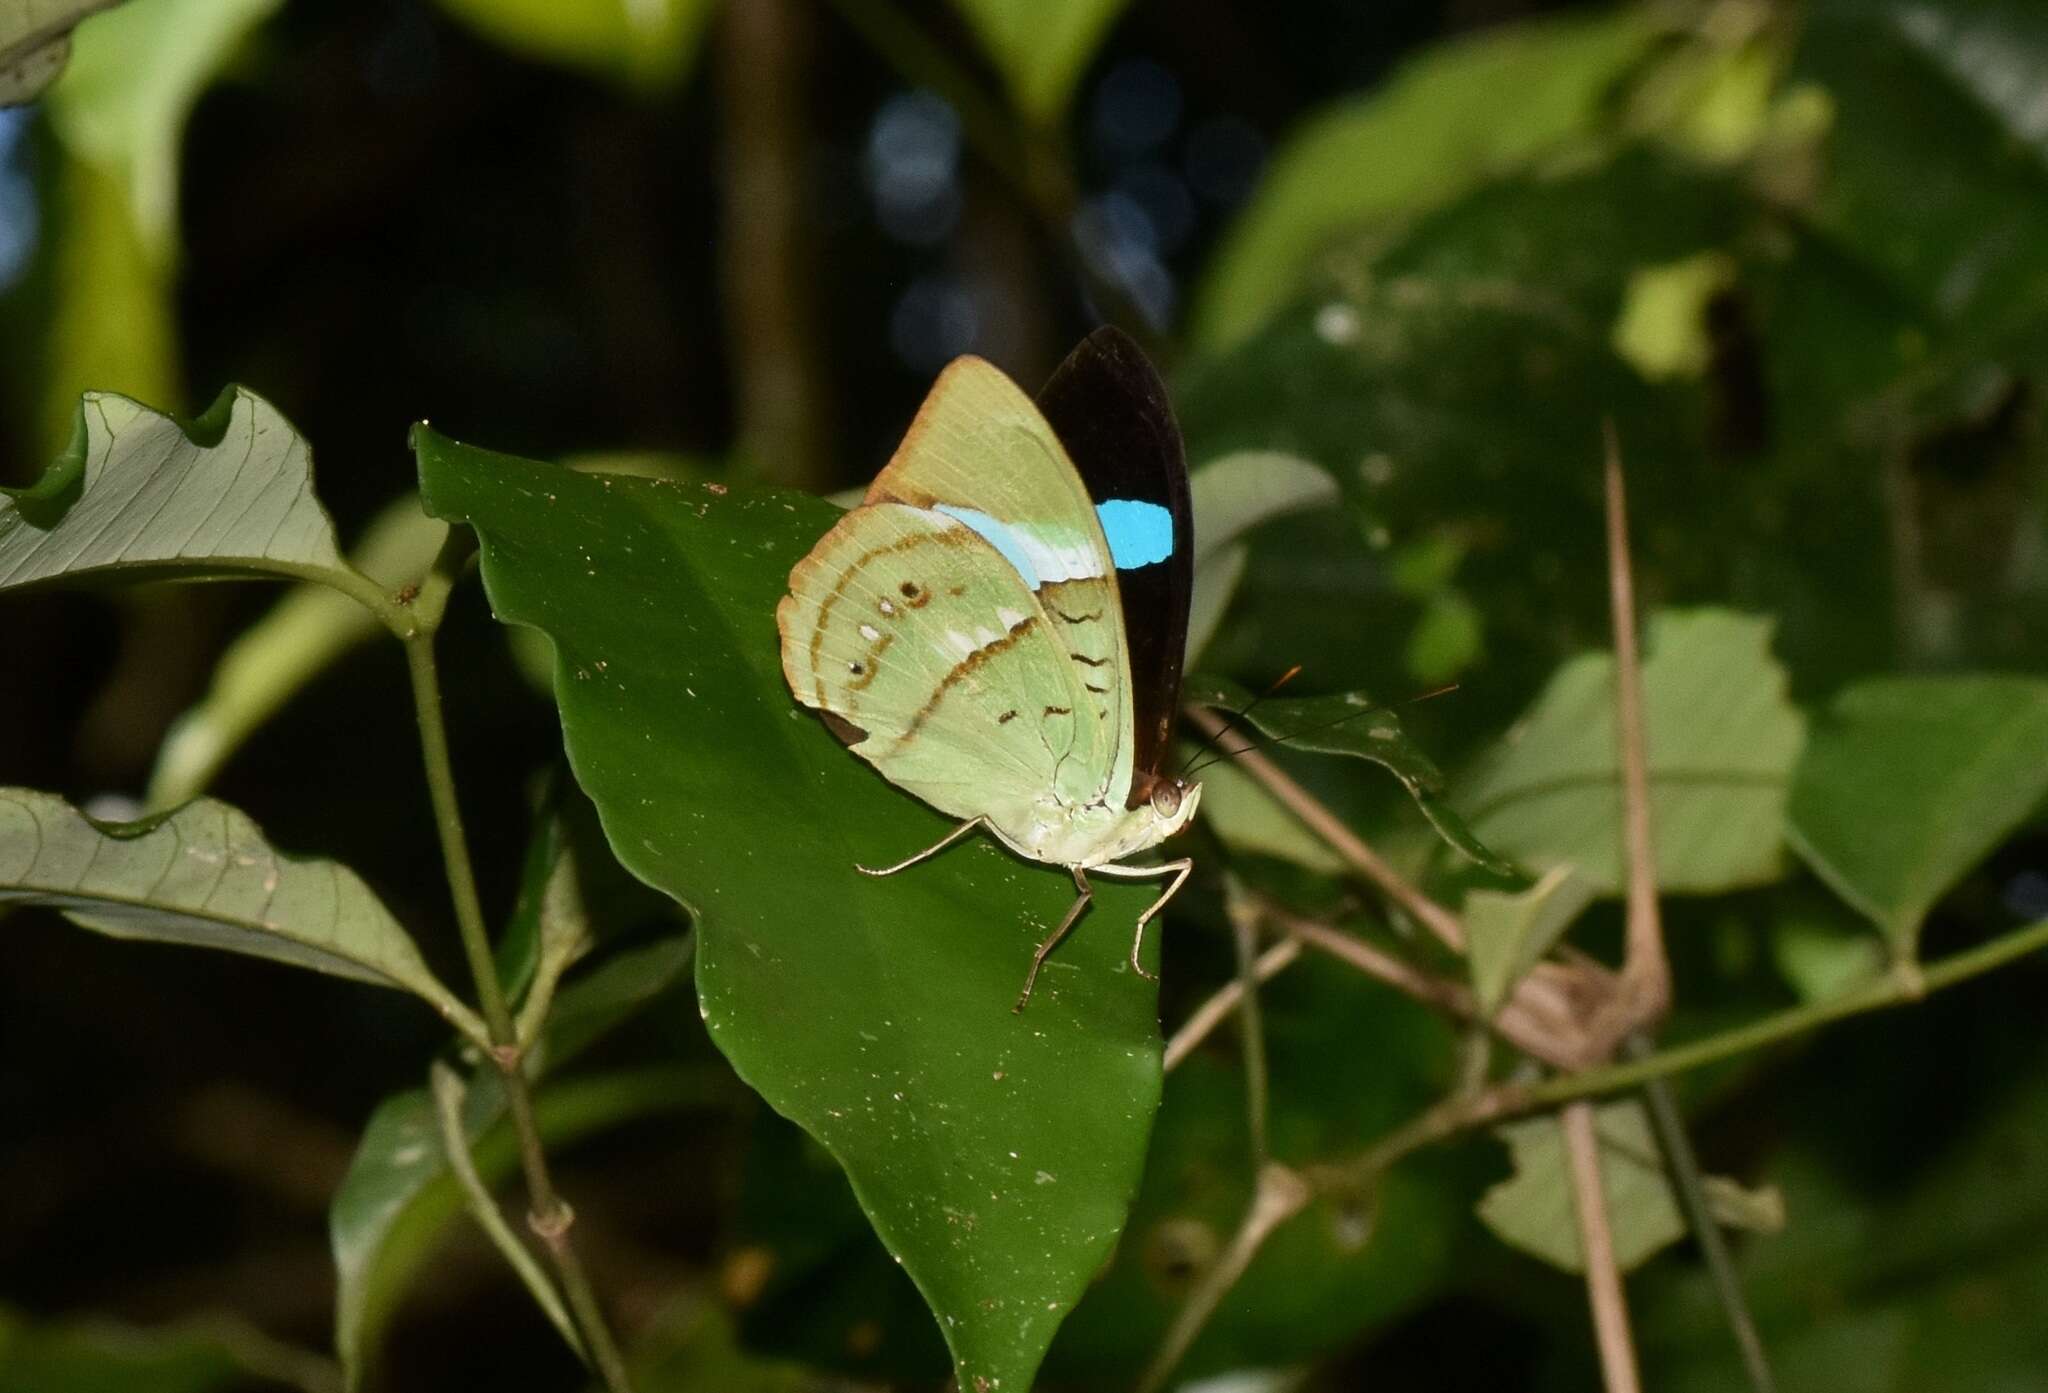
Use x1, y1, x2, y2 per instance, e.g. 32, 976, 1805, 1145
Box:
3, 0, 2047, 1391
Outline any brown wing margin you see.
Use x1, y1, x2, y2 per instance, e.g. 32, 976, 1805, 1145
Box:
1035, 327, 1193, 809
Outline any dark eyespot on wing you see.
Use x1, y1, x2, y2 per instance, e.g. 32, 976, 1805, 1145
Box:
1071, 653, 1107, 666
1043, 705, 1072, 717
1051, 606, 1102, 624
998, 709, 1018, 724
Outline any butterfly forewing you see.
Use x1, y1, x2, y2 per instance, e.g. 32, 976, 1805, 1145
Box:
1037, 328, 1193, 808
777, 501, 1111, 823
858, 358, 1137, 806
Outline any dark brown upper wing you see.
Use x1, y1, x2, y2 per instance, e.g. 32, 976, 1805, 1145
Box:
1035, 327, 1193, 809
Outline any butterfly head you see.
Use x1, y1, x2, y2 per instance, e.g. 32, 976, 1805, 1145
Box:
1136, 774, 1202, 846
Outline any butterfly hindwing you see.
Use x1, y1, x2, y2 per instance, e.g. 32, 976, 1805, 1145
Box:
1037, 327, 1193, 809
777, 501, 1110, 822
860, 358, 1137, 806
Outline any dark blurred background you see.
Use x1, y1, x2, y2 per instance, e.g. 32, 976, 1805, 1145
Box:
5, 0, 2048, 1389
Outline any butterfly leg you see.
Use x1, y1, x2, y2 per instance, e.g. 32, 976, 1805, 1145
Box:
856, 816, 990, 877
1093, 858, 1194, 982
1015, 867, 1091, 1014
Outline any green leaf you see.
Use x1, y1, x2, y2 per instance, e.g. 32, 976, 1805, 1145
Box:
947, 0, 1129, 128
44, 0, 283, 253
146, 494, 447, 809
1478, 1100, 1782, 1274
1184, 674, 1513, 875
332, 1060, 711, 1390
0, 788, 483, 1040
1, 388, 380, 604
1186, 449, 1340, 663
0, 1303, 339, 1393
1787, 676, 2048, 958
1193, 6, 1661, 347
500, 779, 666, 1048
732, 953, 1470, 1385
1464, 865, 1593, 1015
416, 433, 1167, 1393
1455, 610, 1806, 896
433, 0, 717, 93
0, 0, 122, 105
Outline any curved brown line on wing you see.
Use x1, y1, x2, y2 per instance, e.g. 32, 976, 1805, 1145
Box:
892, 615, 1040, 750
803, 524, 971, 681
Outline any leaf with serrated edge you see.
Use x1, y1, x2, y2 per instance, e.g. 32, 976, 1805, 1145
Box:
0, 788, 483, 1042
1, 387, 359, 595
1479, 1099, 1781, 1273
1455, 609, 1805, 896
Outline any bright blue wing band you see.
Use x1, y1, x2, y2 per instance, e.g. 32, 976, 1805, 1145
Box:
1095, 498, 1174, 569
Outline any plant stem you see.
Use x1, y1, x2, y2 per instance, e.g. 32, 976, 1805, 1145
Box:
1525, 914, 2048, 1109
1165, 936, 1300, 1073
1602, 420, 1670, 1028
430, 1061, 586, 1359
1225, 882, 1272, 1170
401, 557, 633, 1393
1631, 1043, 1776, 1393
1563, 1099, 1641, 1393
1264, 901, 1589, 1069
1150, 913, 2048, 1372
1185, 706, 1468, 953
1136, 1162, 1311, 1393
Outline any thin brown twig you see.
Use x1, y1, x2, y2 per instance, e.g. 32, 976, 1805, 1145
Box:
1563, 1099, 1642, 1393
1133, 908, 2048, 1389
1164, 936, 1302, 1072
1601, 421, 1670, 1030
1134, 1163, 1312, 1393
1263, 902, 1595, 1070
1185, 706, 1469, 953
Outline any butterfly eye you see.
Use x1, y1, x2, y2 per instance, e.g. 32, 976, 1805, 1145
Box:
1150, 782, 1183, 817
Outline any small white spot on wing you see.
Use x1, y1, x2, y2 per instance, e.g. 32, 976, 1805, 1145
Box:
859, 623, 881, 640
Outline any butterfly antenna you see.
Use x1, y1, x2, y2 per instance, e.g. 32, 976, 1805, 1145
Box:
1186, 682, 1460, 776
1181, 664, 1303, 775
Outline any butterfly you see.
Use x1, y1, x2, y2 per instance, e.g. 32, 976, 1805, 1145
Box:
777, 327, 1201, 1011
